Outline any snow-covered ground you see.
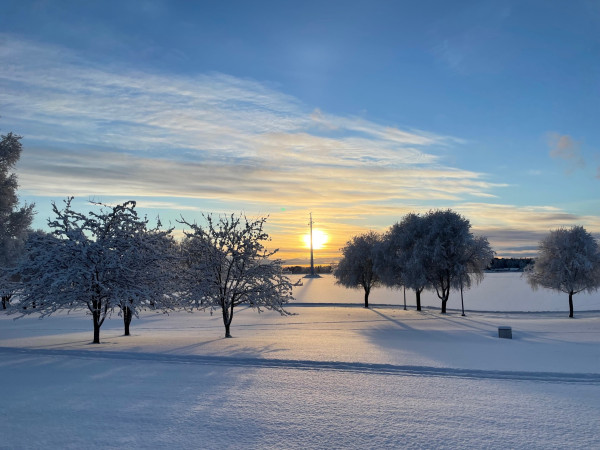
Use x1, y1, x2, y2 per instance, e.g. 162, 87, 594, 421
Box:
2, 276, 600, 449
292, 272, 600, 312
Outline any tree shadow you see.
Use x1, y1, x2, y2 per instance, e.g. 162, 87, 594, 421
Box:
367, 307, 415, 331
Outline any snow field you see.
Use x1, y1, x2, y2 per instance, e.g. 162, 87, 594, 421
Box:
4, 305, 600, 373
1, 275, 600, 449
2, 351, 599, 449
292, 273, 600, 312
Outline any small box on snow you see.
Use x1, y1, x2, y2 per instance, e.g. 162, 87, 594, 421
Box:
498, 326, 512, 339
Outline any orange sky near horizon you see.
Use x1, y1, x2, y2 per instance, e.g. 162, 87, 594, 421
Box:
262, 206, 600, 266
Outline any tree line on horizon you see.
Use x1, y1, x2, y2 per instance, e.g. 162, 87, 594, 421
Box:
285, 257, 534, 275
2, 129, 600, 345
284, 265, 333, 275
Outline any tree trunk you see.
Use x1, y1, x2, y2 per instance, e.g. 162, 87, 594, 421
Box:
223, 302, 234, 338
438, 279, 449, 314
569, 291, 574, 318
93, 316, 101, 344
415, 289, 422, 311
364, 288, 370, 308
92, 300, 101, 344
1, 295, 10, 310
123, 306, 132, 336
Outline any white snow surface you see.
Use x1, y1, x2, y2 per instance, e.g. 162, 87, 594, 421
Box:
2, 275, 600, 449
292, 272, 600, 312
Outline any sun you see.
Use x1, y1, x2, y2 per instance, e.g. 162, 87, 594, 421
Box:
302, 228, 329, 250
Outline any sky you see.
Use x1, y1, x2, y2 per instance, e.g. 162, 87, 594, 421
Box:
1, 0, 599, 264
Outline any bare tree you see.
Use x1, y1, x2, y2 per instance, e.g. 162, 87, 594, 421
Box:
0, 131, 34, 309
15, 198, 176, 343
180, 213, 293, 338
334, 231, 382, 308
526, 226, 600, 318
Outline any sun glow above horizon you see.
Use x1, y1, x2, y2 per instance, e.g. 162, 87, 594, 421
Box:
302, 228, 329, 250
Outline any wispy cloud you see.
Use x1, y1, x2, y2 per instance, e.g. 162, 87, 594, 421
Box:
131, 201, 202, 212
456, 202, 596, 231
18, 145, 503, 209
1, 34, 497, 208
454, 202, 600, 257
548, 133, 585, 173
4, 34, 595, 261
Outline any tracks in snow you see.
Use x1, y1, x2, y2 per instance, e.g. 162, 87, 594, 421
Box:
2, 346, 599, 384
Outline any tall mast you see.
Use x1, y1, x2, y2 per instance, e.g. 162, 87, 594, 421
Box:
304, 212, 321, 278
309, 212, 315, 276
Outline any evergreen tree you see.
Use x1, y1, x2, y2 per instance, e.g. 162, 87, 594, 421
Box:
0, 131, 34, 309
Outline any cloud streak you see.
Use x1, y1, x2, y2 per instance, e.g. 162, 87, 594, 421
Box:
3, 34, 598, 261
1, 34, 497, 207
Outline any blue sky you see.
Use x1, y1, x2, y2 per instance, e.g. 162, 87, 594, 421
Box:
1, 0, 599, 263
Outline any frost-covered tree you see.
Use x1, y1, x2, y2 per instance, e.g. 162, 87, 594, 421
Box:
455, 235, 495, 315
526, 226, 600, 318
0, 131, 35, 309
334, 231, 382, 308
180, 213, 293, 338
377, 214, 429, 311
15, 198, 176, 343
112, 219, 179, 336
420, 209, 493, 314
